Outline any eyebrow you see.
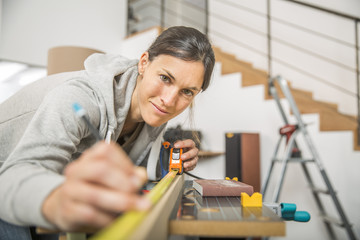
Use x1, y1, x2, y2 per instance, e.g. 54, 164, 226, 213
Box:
162, 68, 201, 92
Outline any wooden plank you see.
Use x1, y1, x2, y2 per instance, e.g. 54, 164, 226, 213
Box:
170, 220, 285, 237
129, 174, 184, 240
198, 150, 224, 158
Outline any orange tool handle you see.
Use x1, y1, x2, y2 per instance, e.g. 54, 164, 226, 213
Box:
169, 147, 183, 174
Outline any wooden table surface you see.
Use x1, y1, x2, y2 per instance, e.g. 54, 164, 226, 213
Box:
169, 181, 286, 238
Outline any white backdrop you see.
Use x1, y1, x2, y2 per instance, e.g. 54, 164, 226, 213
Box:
0, 0, 127, 66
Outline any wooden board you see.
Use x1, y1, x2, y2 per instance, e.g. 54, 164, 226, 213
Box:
169, 181, 285, 237
128, 174, 184, 240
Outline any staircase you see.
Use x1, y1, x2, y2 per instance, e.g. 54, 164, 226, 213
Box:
213, 46, 359, 151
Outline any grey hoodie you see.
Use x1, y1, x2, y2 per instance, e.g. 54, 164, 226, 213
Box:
0, 54, 165, 229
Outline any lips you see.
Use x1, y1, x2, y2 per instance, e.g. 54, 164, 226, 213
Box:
151, 102, 169, 114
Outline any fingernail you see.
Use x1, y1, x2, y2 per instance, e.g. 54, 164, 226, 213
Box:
136, 198, 152, 210
135, 167, 148, 186
131, 175, 142, 189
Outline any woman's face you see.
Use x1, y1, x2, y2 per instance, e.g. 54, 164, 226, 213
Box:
132, 52, 204, 127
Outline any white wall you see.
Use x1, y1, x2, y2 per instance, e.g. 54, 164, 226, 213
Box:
0, 0, 2, 37
119, 27, 160, 60
300, 0, 360, 19
208, 0, 360, 116
0, 0, 127, 66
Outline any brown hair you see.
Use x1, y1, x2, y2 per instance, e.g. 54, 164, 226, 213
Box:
147, 26, 215, 91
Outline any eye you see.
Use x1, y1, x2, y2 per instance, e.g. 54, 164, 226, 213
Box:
160, 74, 171, 83
182, 89, 194, 97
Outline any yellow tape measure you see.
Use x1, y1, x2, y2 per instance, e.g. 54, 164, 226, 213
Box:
90, 170, 178, 240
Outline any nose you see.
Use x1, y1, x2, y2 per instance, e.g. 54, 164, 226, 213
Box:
160, 87, 178, 107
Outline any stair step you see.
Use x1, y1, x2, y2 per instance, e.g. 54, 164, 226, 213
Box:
354, 132, 360, 151
290, 87, 313, 98
320, 110, 357, 131
291, 88, 338, 112
213, 47, 253, 68
213, 47, 236, 60
214, 50, 272, 97
214, 48, 266, 77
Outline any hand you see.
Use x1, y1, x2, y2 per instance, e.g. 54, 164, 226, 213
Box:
42, 142, 150, 232
174, 139, 199, 172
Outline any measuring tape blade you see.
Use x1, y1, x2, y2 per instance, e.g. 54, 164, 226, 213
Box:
90, 170, 178, 240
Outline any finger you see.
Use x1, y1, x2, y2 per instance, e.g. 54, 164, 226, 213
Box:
134, 166, 148, 186
183, 156, 198, 171
81, 142, 136, 175
59, 199, 116, 231
45, 183, 117, 232
65, 180, 151, 213
174, 139, 196, 149
180, 147, 199, 161
107, 142, 137, 174
66, 142, 145, 190
65, 160, 141, 192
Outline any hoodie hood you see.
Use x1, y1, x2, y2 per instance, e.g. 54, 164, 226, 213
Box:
84, 53, 139, 141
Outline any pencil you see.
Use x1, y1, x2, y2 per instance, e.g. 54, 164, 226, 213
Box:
72, 102, 102, 141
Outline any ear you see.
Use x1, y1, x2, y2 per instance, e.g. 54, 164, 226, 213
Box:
138, 52, 150, 74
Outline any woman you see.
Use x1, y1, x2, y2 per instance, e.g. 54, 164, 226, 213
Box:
0, 26, 215, 235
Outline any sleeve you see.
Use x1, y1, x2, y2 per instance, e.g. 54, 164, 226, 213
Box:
0, 82, 101, 229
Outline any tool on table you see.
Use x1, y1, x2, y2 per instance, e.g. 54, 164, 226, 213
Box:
264, 202, 310, 222
169, 147, 183, 174
240, 191, 310, 222
160, 141, 184, 177
241, 192, 263, 207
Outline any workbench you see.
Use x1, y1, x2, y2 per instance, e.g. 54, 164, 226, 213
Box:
128, 175, 285, 240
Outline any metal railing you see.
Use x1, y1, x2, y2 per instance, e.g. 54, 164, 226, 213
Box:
127, 0, 207, 35
266, 0, 360, 144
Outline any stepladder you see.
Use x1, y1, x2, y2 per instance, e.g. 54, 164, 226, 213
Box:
261, 75, 357, 240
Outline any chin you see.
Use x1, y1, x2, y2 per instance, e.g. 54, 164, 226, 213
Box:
144, 116, 168, 128
147, 121, 166, 128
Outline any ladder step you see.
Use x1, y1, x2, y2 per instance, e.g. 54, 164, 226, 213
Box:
309, 186, 330, 194
321, 214, 345, 228
273, 158, 315, 163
